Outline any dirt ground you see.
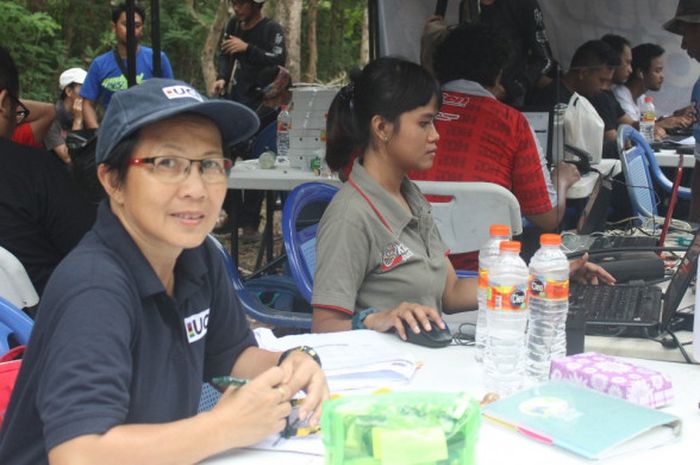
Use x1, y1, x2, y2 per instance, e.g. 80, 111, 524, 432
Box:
213, 201, 282, 276
212, 200, 285, 330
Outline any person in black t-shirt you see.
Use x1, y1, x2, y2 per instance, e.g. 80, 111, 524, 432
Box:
212, 0, 286, 111
0, 47, 95, 297
590, 34, 637, 143
478, 0, 556, 108
212, 0, 286, 238
421, 0, 556, 108
527, 40, 619, 111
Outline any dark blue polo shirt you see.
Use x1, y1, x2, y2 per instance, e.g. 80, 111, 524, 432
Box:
0, 201, 256, 464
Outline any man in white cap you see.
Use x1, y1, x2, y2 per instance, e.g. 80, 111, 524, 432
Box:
45, 67, 88, 164
664, 0, 700, 220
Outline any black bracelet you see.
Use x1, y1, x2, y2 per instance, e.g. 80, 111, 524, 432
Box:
277, 345, 322, 368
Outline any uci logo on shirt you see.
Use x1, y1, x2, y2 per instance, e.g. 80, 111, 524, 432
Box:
184, 309, 210, 343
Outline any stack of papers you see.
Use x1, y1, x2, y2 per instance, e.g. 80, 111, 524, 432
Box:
254, 328, 416, 392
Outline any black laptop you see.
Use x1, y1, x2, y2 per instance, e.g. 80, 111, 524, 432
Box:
570, 226, 700, 335
587, 234, 657, 252
578, 175, 665, 252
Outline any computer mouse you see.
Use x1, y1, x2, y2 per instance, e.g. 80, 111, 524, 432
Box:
401, 320, 453, 348
563, 144, 592, 175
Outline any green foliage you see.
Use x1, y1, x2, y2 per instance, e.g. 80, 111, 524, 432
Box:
157, 0, 220, 90
0, 0, 63, 101
302, 0, 366, 82
1, 0, 369, 101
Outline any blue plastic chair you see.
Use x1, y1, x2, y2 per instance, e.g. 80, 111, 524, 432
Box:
282, 182, 339, 303
0, 296, 33, 355
617, 127, 662, 218
207, 235, 311, 329
617, 125, 691, 214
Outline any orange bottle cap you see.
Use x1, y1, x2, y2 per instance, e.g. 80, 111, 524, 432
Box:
644, 96, 653, 103
499, 240, 521, 253
540, 234, 562, 246
489, 224, 511, 237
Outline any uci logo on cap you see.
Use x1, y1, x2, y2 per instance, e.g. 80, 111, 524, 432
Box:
162, 85, 203, 102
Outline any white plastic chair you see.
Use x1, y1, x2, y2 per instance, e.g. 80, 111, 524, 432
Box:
414, 181, 523, 254
0, 246, 39, 309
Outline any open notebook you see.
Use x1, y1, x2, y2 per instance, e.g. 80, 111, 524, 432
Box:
254, 328, 416, 392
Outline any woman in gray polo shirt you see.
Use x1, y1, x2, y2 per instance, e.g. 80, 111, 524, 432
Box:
311, 57, 613, 340
311, 57, 476, 339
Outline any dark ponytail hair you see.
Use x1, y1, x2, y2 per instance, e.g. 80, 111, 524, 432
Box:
325, 57, 441, 172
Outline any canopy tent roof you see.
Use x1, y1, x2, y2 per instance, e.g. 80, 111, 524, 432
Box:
371, 0, 700, 115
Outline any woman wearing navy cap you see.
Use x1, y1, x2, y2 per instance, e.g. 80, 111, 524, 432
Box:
0, 79, 328, 465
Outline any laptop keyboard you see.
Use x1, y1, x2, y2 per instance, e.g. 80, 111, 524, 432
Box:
569, 283, 662, 326
589, 235, 657, 251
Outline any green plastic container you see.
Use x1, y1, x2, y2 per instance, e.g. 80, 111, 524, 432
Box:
321, 391, 480, 465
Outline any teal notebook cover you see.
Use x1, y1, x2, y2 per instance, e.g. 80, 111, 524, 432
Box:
482, 380, 681, 460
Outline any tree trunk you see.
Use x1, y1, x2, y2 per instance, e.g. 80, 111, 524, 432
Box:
302, 0, 320, 83
201, 0, 230, 95
360, 6, 369, 65
329, 0, 345, 78
185, 0, 207, 27
274, 0, 303, 82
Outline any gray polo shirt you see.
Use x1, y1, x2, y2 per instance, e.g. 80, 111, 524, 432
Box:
312, 160, 448, 315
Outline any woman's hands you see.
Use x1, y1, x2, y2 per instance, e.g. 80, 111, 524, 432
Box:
364, 302, 445, 340
277, 350, 329, 427
211, 366, 292, 447
212, 348, 329, 448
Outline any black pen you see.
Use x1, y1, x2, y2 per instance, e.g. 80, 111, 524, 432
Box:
210, 376, 249, 389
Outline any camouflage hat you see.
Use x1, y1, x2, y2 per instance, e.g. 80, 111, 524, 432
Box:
664, 0, 700, 35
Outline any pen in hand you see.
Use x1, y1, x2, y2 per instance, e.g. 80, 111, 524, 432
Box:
210, 376, 250, 390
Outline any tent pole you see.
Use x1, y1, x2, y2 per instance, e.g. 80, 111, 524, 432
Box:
151, 0, 162, 77
126, 0, 137, 87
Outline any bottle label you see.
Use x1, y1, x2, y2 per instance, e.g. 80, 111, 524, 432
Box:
487, 284, 528, 311
478, 267, 488, 289
529, 275, 569, 301
277, 121, 289, 131
641, 111, 655, 123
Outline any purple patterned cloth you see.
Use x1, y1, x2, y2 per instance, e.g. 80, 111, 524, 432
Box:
550, 352, 674, 408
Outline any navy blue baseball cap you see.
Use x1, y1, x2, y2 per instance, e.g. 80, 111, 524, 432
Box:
95, 78, 259, 164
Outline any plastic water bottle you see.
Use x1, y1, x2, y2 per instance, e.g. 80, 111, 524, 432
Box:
484, 241, 529, 396
475, 224, 511, 363
276, 104, 291, 158
526, 234, 570, 383
640, 96, 656, 143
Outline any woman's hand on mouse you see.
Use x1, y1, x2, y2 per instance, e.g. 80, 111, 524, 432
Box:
363, 303, 444, 340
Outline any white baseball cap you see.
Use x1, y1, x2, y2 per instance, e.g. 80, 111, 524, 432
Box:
59, 68, 87, 91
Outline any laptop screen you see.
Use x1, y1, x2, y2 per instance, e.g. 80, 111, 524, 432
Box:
661, 228, 700, 328
576, 176, 611, 235
523, 111, 553, 164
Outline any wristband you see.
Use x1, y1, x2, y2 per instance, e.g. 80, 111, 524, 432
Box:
352, 307, 380, 330
277, 345, 322, 368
